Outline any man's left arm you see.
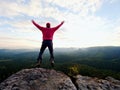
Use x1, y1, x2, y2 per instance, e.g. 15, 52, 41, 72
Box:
53, 21, 64, 31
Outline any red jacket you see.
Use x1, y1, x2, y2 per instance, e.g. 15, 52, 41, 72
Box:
32, 21, 63, 40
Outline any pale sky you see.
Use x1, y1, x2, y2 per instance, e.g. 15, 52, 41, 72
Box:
0, 0, 120, 49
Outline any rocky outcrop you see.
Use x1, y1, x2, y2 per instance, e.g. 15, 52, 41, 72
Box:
75, 75, 120, 90
0, 68, 76, 90
0, 68, 120, 90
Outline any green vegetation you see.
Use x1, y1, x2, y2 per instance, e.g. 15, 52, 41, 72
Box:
0, 46, 120, 83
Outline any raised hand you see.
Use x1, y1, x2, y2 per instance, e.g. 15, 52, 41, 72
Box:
61, 21, 64, 24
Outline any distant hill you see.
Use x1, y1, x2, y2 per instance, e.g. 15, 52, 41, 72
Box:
76, 46, 120, 60
0, 46, 120, 59
0, 46, 120, 70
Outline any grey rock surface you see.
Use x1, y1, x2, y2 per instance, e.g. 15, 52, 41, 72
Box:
75, 75, 120, 90
0, 68, 77, 90
0, 68, 120, 90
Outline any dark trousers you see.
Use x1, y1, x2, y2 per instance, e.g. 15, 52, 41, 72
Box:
37, 40, 54, 61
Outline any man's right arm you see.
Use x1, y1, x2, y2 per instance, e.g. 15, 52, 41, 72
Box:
31, 20, 44, 30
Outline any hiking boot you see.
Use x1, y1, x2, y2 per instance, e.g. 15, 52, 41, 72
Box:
49, 58, 55, 67
34, 60, 42, 67
51, 60, 55, 67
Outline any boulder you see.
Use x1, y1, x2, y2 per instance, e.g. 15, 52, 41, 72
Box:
0, 68, 77, 90
75, 75, 120, 90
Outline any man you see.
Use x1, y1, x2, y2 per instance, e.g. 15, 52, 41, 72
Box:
32, 20, 64, 67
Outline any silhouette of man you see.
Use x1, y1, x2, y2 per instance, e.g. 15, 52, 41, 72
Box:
32, 20, 64, 67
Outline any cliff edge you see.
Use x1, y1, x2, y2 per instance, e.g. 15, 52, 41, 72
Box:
0, 68, 120, 90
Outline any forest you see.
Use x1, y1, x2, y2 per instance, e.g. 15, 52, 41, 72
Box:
0, 46, 120, 83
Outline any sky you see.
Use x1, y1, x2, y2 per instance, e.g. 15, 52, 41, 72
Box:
0, 0, 120, 49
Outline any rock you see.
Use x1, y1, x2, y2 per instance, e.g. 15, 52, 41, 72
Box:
105, 76, 120, 85
0, 68, 77, 90
1, 68, 120, 90
75, 75, 120, 90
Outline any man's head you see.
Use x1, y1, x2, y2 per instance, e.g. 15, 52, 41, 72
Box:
46, 22, 50, 28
